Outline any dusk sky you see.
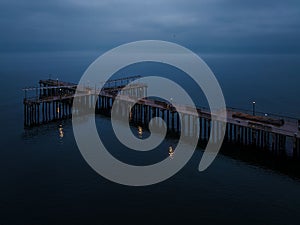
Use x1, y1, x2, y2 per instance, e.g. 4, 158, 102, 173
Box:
1, 0, 300, 53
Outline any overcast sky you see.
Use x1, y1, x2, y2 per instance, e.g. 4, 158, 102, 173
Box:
1, 0, 300, 53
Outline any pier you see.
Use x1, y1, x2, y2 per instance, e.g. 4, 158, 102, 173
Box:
23, 76, 300, 159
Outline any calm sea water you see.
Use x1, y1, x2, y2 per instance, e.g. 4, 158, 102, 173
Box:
0, 52, 300, 224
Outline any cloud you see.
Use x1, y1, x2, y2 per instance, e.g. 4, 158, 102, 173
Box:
0, 0, 299, 53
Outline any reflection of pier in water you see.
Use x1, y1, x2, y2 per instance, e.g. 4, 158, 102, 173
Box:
23, 76, 300, 159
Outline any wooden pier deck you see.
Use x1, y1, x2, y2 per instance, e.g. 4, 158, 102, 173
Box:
23, 76, 300, 158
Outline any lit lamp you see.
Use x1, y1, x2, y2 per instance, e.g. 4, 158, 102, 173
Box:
252, 101, 256, 116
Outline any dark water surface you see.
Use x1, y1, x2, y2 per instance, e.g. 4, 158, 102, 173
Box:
0, 52, 300, 224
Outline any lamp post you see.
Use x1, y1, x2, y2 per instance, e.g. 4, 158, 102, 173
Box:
169, 97, 173, 110
252, 101, 256, 116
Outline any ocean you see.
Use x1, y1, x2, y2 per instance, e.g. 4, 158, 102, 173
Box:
0, 51, 300, 224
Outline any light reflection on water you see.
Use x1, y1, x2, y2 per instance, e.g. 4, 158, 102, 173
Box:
138, 126, 143, 139
22, 122, 67, 145
58, 123, 64, 144
59, 124, 64, 139
169, 145, 174, 159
